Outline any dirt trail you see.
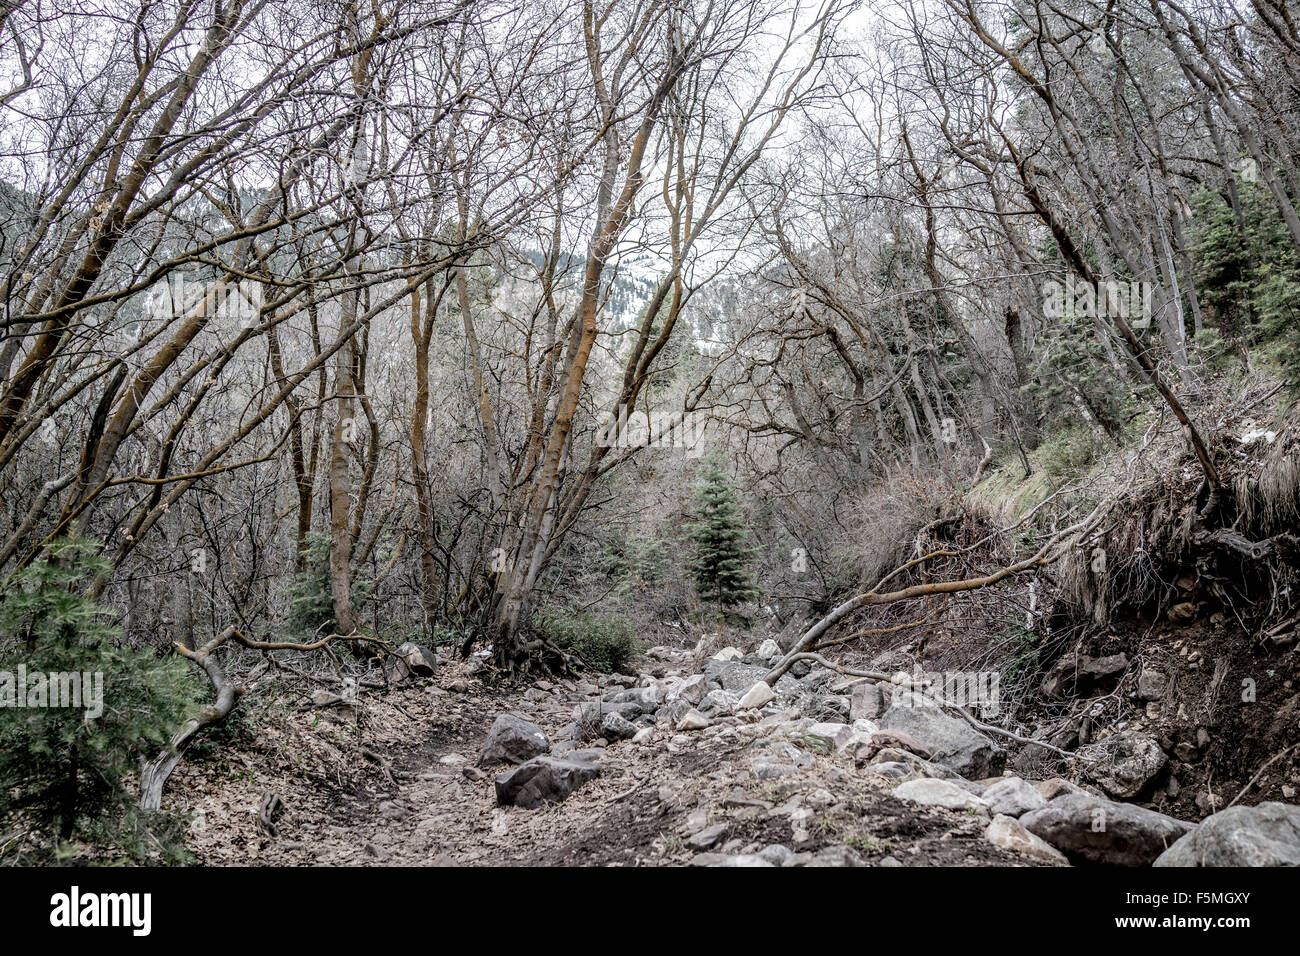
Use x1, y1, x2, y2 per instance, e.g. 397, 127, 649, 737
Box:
175, 660, 1031, 866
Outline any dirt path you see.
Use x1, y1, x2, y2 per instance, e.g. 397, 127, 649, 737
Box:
175, 660, 1032, 866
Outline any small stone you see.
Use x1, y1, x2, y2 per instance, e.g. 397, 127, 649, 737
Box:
686, 823, 728, 850
1137, 667, 1167, 701
676, 709, 710, 731
675, 674, 709, 706
599, 711, 637, 741
738, 680, 776, 710
758, 844, 793, 866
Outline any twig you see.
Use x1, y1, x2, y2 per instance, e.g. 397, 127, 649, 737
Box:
1227, 742, 1300, 809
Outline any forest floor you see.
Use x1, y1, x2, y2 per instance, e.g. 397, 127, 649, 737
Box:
174, 657, 1028, 866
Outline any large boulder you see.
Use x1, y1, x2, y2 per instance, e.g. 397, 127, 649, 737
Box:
1153, 802, 1300, 867
877, 692, 1005, 778
396, 642, 437, 676
982, 776, 1048, 818
494, 756, 600, 809
850, 682, 890, 721
479, 714, 550, 766
1020, 794, 1194, 866
1077, 731, 1167, 798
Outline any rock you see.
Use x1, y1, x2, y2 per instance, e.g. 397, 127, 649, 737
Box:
871, 748, 959, 779
1020, 794, 1194, 866
573, 700, 642, 730
699, 689, 740, 716
855, 729, 932, 763
494, 756, 600, 809
1078, 731, 1167, 798
804, 722, 856, 754
812, 695, 852, 722
1039, 652, 1078, 697
1137, 667, 1167, 701
877, 693, 1005, 777
1032, 777, 1087, 802
605, 686, 661, 714
600, 711, 637, 742
756, 638, 782, 663
804, 845, 865, 867
1167, 601, 1197, 625
1078, 652, 1128, 681
893, 778, 990, 813
686, 823, 728, 850
1153, 802, 1300, 866
758, 844, 793, 866
709, 661, 769, 694
658, 699, 692, 727
982, 776, 1047, 818
479, 714, 550, 766
674, 674, 709, 706
383, 654, 414, 683
850, 682, 890, 721
711, 646, 743, 662
632, 726, 655, 744
676, 709, 710, 731
863, 761, 915, 780
738, 681, 776, 710
396, 641, 437, 676
985, 814, 1069, 865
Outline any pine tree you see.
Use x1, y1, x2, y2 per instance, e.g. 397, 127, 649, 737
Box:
686, 457, 758, 610
0, 538, 196, 861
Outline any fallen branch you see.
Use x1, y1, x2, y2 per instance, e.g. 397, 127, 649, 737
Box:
141, 626, 391, 811
764, 495, 1117, 685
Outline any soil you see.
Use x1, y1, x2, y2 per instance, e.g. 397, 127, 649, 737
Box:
174, 660, 1032, 867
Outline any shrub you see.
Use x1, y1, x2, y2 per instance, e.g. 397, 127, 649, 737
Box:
284, 532, 372, 636
1038, 424, 1109, 480
538, 610, 638, 673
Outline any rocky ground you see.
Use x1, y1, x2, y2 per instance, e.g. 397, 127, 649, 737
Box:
172, 638, 1300, 866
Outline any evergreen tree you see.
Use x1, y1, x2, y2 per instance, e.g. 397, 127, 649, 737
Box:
1190, 175, 1300, 386
686, 457, 758, 610
0, 538, 196, 861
